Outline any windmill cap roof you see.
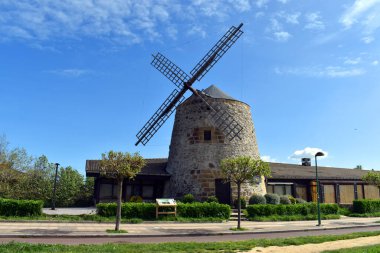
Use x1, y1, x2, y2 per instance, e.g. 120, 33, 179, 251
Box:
202, 85, 237, 100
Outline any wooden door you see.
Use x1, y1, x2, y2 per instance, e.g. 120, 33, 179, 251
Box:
295, 185, 307, 201
215, 179, 231, 205
323, 185, 336, 203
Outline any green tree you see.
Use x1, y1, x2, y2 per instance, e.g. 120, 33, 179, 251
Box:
100, 151, 145, 231
55, 166, 84, 207
355, 165, 363, 170
362, 171, 380, 189
220, 156, 271, 229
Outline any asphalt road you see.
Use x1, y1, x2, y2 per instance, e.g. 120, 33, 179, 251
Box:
0, 226, 379, 245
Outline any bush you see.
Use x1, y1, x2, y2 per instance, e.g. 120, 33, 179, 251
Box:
280, 195, 291, 205
97, 202, 231, 220
246, 203, 339, 218
129, 196, 143, 203
182, 194, 195, 203
249, 194, 266, 205
265, 193, 280, 205
206, 196, 219, 203
177, 202, 230, 219
296, 198, 307, 203
97, 203, 155, 219
288, 195, 296, 204
353, 199, 380, 214
0, 198, 43, 216
233, 198, 246, 209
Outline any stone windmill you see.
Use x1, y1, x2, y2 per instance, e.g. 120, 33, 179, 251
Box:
165, 85, 265, 203
135, 23, 265, 203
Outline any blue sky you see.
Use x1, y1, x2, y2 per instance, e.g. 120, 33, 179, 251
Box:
1, 0, 379, 175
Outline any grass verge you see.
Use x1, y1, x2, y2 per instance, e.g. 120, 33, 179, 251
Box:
248, 214, 340, 222
106, 229, 128, 233
229, 227, 249, 231
348, 212, 380, 217
323, 243, 380, 252
1, 230, 380, 252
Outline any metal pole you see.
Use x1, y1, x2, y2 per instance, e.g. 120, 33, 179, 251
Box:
315, 156, 321, 226
51, 163, 59, 210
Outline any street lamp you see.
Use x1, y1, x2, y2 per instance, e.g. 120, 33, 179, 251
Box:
315, 152, 324, 226
51, 163, 60, 210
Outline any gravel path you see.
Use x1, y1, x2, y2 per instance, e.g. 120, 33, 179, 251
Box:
244, 235, 380, 253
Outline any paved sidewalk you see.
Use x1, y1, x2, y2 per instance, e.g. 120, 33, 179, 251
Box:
0, 217, 379, 238
42, 207, 96, 216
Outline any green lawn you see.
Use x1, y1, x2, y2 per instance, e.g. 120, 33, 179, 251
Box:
323, 244, 380, 253
248, 214, 340, 221
1, 231, 380, 253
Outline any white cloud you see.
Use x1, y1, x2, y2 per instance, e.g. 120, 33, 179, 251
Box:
277, 0, 289, 3
372, 60, 379, 65
273, 31, 291, 41
255, 0, 269, 8
289, 147, 328, 160
261, 155, 277, 162
275, 66, 366, 78
0, 1, 251, 45
340, 0, 380, 35
47, 69, 91, 77
362, 36, 375, 43
276, 11, 301, 24
305, 12, 325, 30
187, 25, 207, 38
344, 57, 361, 65
267, 18, 292, 42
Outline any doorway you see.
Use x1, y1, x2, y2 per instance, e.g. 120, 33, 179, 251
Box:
215, 179, 231, 205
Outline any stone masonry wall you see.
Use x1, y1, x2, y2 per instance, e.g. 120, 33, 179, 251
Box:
165, 95, 266, 202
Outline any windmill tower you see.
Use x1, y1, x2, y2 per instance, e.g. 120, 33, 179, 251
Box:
135, 23, 266, 203
165, 85, 266, 203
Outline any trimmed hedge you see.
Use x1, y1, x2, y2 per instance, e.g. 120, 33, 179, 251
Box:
353, 199, 380, 214
97, 203, 156, 219
97, 202, 231, 219
0, 198, 43, 216
246, 203, 339, 218
178, 202, 230, 219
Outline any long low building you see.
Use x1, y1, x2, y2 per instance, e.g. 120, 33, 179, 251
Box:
86, 159, 380, 204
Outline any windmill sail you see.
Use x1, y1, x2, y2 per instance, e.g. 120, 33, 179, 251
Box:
135, 23, 244, 146
135, 89, 185, 146
190, 23, 243, 81
151, 53, 190, 89
199, 92, 243, 141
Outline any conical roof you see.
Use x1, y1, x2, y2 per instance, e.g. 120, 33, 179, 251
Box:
202, 85, 237, 100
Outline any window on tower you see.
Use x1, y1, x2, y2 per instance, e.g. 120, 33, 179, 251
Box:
204, 130, 211, 141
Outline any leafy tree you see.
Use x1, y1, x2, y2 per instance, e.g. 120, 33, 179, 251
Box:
355, 165, 363, 170
0, 163, 22, 198
55, 166, 84, 207
220, 156, 271, 229
100, 151, 145, 231
362, 171, 380, 189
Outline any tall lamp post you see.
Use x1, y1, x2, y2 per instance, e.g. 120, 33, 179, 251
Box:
51, 163, 60, 210
315, 152, 324, 226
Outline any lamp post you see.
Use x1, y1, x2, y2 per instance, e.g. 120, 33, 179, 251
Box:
51, 163, 60, 210
315, 152, 324, 226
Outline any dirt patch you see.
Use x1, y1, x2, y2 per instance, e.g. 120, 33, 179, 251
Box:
243, 235, 380, 253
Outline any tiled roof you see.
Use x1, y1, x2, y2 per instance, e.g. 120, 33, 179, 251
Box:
86, 158, 169, 176
269, 162, 370, 180
202, 85, 236, 100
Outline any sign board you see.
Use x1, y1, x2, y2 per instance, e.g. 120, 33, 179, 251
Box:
155, 198, 177, 218
156, 198, 176, 206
